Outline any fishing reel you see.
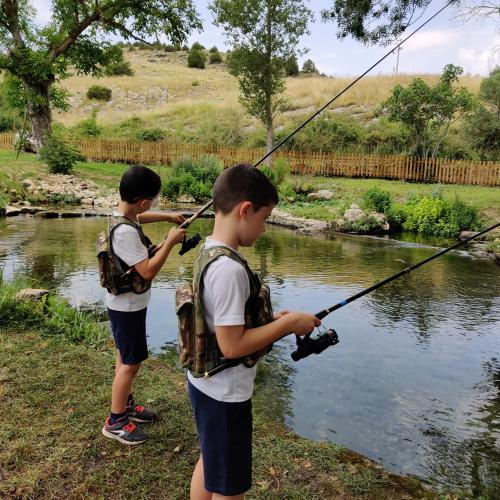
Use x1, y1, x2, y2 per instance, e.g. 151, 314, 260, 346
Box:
179, 233, 202, 256
291, 328, 339, 362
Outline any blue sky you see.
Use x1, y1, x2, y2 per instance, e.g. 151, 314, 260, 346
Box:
33, 1, 499, 75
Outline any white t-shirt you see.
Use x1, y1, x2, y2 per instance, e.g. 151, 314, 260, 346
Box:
187, 237, 256, 402
106, 211, 151, 312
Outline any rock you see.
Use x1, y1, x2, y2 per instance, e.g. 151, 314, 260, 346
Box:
22, 179, 33, 188
343, 206, 365, 223
268, 208, 330, 232
60, 212, 84, 218
5, 205, 21, 216
177, 194, 196, 203
15, 288, 49, 301
459, 231, 480, 241
307, 189, 335, 201
369, 212, 390, 232
36, 211, 59, 219
19, 206, 46, 215
9, 188, 17, 195
81, 198, 94, 205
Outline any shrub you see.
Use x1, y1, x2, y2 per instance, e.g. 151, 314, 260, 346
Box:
40, 136, 85, 174
191, 80, 200, 86
191, 42, 205, 51
105, 61, 134, 76
362, 187, 392, 213
0, 115, 16, 131
162, 155, 223, 201
135, 127, 166, 142
285, 55, 299, 76
86, 85, 112, 101
401, 196, 479, 237
163, 44, 180, 52
209, 51, 223, 64
188, 49, 206, 69
47, 193, 81, 205
259, 159, 290, 188
77, 110, 101, 137
209, 46, 219, 54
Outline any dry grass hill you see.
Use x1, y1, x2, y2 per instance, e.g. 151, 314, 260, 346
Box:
55, 48, 483, 134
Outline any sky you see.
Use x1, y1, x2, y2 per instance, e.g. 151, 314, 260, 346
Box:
32, 0, 499, 76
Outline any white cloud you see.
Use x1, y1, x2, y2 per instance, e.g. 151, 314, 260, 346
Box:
402, 30, 458, 53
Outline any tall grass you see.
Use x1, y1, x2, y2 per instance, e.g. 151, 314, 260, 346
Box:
0, 277, 108, 347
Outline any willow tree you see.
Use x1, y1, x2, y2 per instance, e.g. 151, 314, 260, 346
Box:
210, 0, 312, 160
0, 0, 200, 150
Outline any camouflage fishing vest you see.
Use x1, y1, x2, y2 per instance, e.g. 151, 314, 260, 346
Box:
176, 245, 274, 378
96, 214, 155, 295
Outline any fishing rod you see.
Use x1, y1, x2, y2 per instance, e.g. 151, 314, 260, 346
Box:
177, 0, 456, 256
290, 221, 500, 361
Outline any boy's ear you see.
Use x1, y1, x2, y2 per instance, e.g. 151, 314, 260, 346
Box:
238, 201, 253, 219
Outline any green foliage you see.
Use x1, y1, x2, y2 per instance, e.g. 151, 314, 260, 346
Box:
194, 108, 245, 147
0, 115, 16, 132
382, 64, 475, 158
342, 214, 384, 234
209, 50, 223, 64
162, 155, 223, 201
47, 193, 81, 205
105, 60, 134, 76
0, 279, 107, 347
191, 42, 206, 50
163, 44, 180, 52
188, 49, 206, 69
40, 136, 85, 174
77, 110, 101, 137
86, 85, 112, 101
210, 0, 313, 147
209, 46, 219, 53
285, 55, 299, 76
191, 80, 200, 86
259, 158, 291, 200
480, 66, 500, 113
302, 58, 318, 74
135, 127, 166, 142
400, 196, 479, 237
362, 118, 409, 154
362, 187, 392, 213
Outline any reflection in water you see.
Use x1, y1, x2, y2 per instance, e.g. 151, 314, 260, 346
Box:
0, 216, 499, 494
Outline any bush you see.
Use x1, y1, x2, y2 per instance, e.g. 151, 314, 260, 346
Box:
164, 44, 180, 52
0, 115, 16, 132
209, 51, 223, 64
191, 80, 200, 86
362, 187, 392, 213
105, 61, 134, 76
191, 42, 205, 51
162, 155, 223, 201
259, 158, 290, 188
188, 49, 206, 69
77, 110, 101, 137
400, 196, 479, 237
40, 136, 85, 174
135, 127, 166, 142
209, 46, 219, 54
86, 85, 112, 101
285, 56, 299, 76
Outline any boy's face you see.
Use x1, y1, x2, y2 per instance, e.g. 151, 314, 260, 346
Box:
239, 203, 275, 247
134, 195, 159, 214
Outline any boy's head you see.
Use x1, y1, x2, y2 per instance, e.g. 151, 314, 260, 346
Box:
213, 163, 278, 246
119, 165, 161, 212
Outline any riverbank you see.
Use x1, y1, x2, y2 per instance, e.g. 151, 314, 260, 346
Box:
0, 283, 434, 499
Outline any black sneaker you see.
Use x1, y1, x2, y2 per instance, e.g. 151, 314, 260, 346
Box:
102, 416, 147, 445
127, 403, 157, 423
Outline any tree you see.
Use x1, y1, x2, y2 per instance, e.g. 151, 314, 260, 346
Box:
0, 1, 200, 151
285, 55, 299, 76
382, 64, 475, 158
210, 0, 313, 161
321, 1, 460, 44
466, 67, 500, 158
188, 48, 206, 68
302, 58, 318, 74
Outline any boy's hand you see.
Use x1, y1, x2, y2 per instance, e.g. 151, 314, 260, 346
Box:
285, 312, 321, 336
165, 227, 186, 246
167, 213, 186, 225
273, 309, 290, 320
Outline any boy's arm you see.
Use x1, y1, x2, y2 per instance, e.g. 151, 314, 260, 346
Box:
137, 211, 185, 225
216, 313, 321, 360
133, 227, 185, 280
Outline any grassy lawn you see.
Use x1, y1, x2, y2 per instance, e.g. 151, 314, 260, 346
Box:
0, 324, 432, 498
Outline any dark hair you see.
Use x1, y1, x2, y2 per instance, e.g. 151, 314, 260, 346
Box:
213, 163, 278, 214
119, 165, 161, 203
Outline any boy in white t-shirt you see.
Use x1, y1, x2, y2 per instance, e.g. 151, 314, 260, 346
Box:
188, 164, 321, 499
102, 165, 186, 446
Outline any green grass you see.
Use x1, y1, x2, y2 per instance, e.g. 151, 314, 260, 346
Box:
0, 284, 435, 499
281, 175, 500, 225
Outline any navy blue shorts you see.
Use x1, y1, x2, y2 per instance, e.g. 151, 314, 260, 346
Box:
107, 308, 148, 365
188, 381, 253, 496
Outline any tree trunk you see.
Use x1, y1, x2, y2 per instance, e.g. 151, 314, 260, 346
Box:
265, 115, 273, 166
26, 80, 53, 153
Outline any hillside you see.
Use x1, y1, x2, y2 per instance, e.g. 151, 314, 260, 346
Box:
55, 47, 483, 135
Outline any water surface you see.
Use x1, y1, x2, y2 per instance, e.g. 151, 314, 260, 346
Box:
1, 215, 499, 495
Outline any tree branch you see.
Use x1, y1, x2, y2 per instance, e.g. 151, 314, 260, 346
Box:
3, 0, 24, 47
101, 19, 153, 45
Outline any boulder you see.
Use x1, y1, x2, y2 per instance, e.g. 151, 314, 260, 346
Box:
15, 288, 49, 301
307, 189, 335, 201
459, 231, 480, 241
343, 205, 365, 222
177, 194, 196, 203
5, 205, 21, 216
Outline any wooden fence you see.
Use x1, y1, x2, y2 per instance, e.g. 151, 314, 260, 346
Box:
1, 132, 499, 186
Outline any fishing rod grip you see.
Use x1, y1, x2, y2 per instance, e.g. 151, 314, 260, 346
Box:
315, 310, 329, 320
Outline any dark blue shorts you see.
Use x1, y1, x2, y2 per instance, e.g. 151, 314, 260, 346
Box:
188, 381, 253, 496
107, 308, 148, 365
